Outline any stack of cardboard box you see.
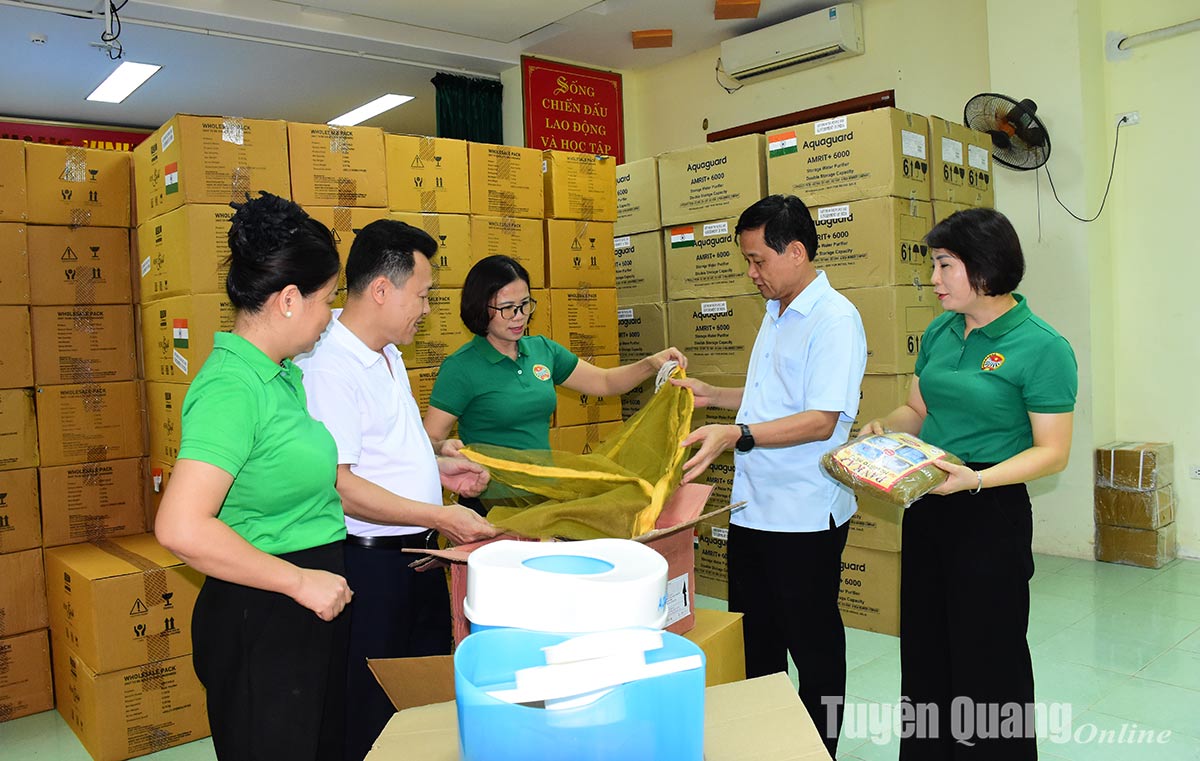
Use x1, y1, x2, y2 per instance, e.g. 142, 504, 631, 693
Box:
1094, 442, 1177, 568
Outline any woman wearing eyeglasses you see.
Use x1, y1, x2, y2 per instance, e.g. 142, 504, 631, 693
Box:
424, 255, 686, 460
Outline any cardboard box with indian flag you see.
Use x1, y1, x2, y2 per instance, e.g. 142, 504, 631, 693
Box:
664, 218, 756, 299
140, 294, 236, 384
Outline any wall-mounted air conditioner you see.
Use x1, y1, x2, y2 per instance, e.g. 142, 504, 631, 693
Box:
721, 3, 864, 82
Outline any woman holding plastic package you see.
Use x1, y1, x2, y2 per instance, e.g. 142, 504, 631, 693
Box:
155, 192, 351, 761
862, 207, 1076, 760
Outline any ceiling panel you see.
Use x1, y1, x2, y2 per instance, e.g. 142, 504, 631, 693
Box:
298, 0, 599, 43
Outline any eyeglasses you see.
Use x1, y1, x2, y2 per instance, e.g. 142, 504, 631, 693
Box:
488, 298, 537, 320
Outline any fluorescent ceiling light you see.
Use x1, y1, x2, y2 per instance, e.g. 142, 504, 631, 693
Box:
86, 61, 162, 103
329, 94, 414, 126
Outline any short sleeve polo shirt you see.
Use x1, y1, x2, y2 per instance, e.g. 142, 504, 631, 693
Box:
178, 332, 346, 555
429, 335, 579, 450
916, 294, 1077, 463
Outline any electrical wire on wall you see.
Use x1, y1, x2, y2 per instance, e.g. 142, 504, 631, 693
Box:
1042, 115, 1129, 224
714, 58, 742, 94
99, 0, 128, 59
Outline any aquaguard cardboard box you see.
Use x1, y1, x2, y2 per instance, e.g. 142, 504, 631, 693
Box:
928, 116, 994, 207
35, 381, 147, 467
617, 301, 668, 364
614, 231, 665, 304
620, 376, 655, 421
389, 212, 472, 288
658, 135, 766, 227
614, 157, 661, 236
397, 289, 473, 370
136, 204, 233, 301
689, 373, 743, 429
932, 199, 972, 225
544, 219, 616, 289
549, 288, 619, 356
146, 381, 185, 464
841, 285, 940, 374
0, 223, 30, 304
542, 150, 618, 221
0, 388, 38, 471
386, 134, 470, 215
305, 206, 389, 305
141, 294, 236, 383
694, 451, 736, 600
288, 122, 387, 207
468, 143, 543, 219
0, 140, 27, 222
555, 354, 621, 428
25, 143, 131, 227
0, 467, 40, 553
838, 544, 900, 636
27, 225, 132, 305
44, 532, 203, 673
666, 295, 765, 376
664, 218, 756, 299
52, 636, 210, 761
1094, 484, 1175, 530
767, 108, 930, 206
0, 628, 53, 722
548, 421, 623, 457
852, 374, 912, 437
469, 215, 545, 288
848, 493, 903, 552
30, 305, 138, 385
812, 197, 932, 289
1094, 523, 1176, 569
0, 306, 33, 389
39, 458, 146, 548
133, 114, 291, 224
0, 548, 48, 637
1095, 442, 1173, 491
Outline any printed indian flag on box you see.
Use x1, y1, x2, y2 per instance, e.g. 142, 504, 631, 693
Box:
164, 162, 179, 195
172, 318, 189, 348
768, 131, 798, 158
670, 226, 696, 249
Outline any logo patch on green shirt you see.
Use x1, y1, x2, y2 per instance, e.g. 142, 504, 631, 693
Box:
532, 364, 551, 381
981, 352, 1005, 371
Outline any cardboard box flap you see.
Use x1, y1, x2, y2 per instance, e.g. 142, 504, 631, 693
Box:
369, 655, 456, 712
47, 533, 182, 580
705, 673, 832, 760
639, 501, 744, 543
367, 700, 460, 761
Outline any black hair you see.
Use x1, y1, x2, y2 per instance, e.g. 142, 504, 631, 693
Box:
225, 191, 340, 311
345, 219, 437, 294
734, 194, 819, 261
925, 207, 1025, 295
460, 255, 531, 336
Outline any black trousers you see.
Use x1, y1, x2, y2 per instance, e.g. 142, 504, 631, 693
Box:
728, 519, 849, 759
191, 541, 349, 761
342, 539, 452, 761
899, 478, 1037, 761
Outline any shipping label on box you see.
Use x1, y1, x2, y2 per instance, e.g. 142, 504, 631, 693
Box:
397, 289, 473, 370
28, 225, 131, 305
0, 548, 48, 637
469, 215, 546, 288
555, 354, 621, 427
0, 223, 30, 305
0, 628, 54, 722
542, 150, 618, 221
25, 144, 131, 227
813, 197, 932, 289
141, 294, 236, 383
0, 306, 33, 389
0, 141, 27, 222
549, 288, 619, 356
841, 285, 939, 374
386, 134, 470, 215
838, 545, 900, 636
666, 295, 765, 376
658, 135, 766, 227
288, 122, 387, 207
1095, 442, 1173, 490
389, 212, 472, 288
852, 374, 912, 437
1095, 523, 1176, 569
468, 143, 544, 219
929, 116, 994, 207
137, 204, 233, 301
146, 381, 185, 463
617, 302, 667, 364
0, 388, 38, 471
30, 305, 138, 385
1094, 484, 1175, 531
767, 109, 930, 206
615, 157, 661, 236
545, 219, 616, 289
615, 231, 665, 304
39, 458, 146, 548
0, 467, 40, 553
35, 381, 147, 467
134, 114, 291, 224
848, 493, 903, 552
44, 533, 203, 673
305, 206, 389, 305
664, 218, 756, 299
549, 421, 623, 455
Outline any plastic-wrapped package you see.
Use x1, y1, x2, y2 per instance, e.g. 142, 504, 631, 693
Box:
821, 431, 963, 507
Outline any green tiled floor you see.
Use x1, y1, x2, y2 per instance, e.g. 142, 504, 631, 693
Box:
2, 554, 1197, 760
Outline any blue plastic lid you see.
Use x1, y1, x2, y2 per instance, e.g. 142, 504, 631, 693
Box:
522, 555, 615, 575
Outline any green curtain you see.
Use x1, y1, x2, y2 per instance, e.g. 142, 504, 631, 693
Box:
431, 73, 503, 144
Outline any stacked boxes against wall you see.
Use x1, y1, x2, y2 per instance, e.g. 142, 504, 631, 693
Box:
543, 150, 620, 454
1094, 442, 1176, 568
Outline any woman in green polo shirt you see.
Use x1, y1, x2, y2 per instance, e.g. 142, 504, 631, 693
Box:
155, 192, 351, 761
424, 254, 685, 456
864, 207, 1076, 759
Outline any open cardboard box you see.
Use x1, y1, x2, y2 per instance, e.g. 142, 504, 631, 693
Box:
407, 482, 742, 642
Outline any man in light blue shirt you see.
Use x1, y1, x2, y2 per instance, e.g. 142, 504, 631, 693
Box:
675, 194, 866, 757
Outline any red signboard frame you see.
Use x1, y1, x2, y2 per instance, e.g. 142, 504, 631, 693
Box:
522, 56, 624, 163
0, 116, 151, 152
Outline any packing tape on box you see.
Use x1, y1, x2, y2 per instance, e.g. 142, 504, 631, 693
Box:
1105, 443, 1150, 489
579, 196, 596, 221
336, 178, 357, 207
63, 147, 88, 183
230, 166, 251, 201
221, 116, 245, 146
328, 127, 351, 155
93, 539, 174, 664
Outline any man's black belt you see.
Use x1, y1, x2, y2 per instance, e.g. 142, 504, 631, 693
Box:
344, 530, 436, 550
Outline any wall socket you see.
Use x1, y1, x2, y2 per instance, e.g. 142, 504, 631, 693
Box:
1117, 111, 1141, 126
1191, 465, 1200, 480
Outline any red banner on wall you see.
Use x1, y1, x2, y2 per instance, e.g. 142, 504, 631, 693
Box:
522, 57, 624, 163
0, 117, 151, 152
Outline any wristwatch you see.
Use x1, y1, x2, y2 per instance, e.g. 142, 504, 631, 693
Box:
734, 423, 755, 453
